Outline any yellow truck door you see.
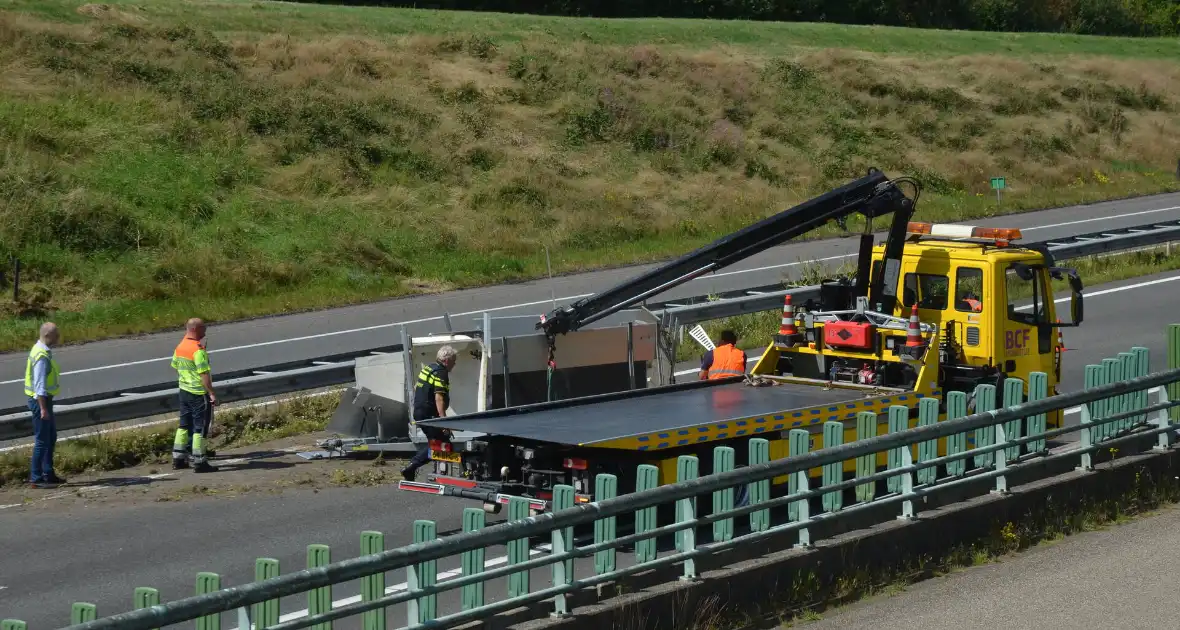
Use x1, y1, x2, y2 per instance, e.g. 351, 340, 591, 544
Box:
998, 261, 1057, 386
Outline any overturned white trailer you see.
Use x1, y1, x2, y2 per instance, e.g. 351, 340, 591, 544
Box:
307, 310, 659, 459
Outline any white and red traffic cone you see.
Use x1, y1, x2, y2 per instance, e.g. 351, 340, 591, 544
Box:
775, 294, 801, 347
779, 294, 796, 336
905, 303, 923, 347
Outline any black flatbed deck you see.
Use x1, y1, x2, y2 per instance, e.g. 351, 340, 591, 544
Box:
424, 379, 899, 447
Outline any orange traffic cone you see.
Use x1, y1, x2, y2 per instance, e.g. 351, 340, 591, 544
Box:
779, 294, 797, 336
905, 303, 923, 347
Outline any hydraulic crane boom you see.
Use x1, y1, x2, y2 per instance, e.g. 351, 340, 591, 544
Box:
537, 168, 920, 339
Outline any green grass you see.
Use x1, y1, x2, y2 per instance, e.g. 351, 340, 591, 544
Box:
0, 393, 335, 487
677, 247, 1180, 364
1, 1, 1179, 352
10, 1, 1180, 59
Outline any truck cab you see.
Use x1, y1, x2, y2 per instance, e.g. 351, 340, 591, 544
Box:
880, 222, 1081, 426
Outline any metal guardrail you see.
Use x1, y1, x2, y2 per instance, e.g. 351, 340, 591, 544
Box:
31, 330, 1180, 630
3, 219, 1179, 442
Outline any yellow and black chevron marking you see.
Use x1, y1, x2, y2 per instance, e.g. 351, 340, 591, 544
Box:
588, 390, 942, 450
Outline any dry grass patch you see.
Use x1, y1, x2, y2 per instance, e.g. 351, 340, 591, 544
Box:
0, 2, 1178, 350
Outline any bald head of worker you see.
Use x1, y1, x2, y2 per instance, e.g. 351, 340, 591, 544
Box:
39, 321, 59, 347
185, 318, 207, 342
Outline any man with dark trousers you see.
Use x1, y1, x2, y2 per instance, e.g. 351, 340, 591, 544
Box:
171, 318, 219, 473
401, 345, 458, 481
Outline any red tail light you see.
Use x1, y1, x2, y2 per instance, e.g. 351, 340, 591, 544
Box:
562, 457, 588, 470
429, 440, 452, 452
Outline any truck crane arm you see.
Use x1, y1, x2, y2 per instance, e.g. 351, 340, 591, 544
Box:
537, 168, 920, 338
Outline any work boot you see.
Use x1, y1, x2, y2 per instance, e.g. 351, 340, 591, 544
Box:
193, 461, 219, 474
29, 480, 60, 489
46, 473, 68, 485
400, 467, 416, 482
172, 458, 189, 470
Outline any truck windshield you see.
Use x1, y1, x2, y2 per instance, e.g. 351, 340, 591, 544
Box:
902, 273, 949, 310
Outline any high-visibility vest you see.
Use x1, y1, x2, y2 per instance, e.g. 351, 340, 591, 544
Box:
707, 344, 747, 380
172, 337, 211, 395
23, 344, 60, 398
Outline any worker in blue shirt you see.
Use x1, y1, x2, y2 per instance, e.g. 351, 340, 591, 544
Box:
24, 322, 65, 488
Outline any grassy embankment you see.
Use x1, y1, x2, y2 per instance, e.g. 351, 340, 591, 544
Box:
1, 0, 1179, 351
676, 247, 1180, 363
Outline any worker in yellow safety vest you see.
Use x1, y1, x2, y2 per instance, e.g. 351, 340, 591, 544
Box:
171, 318, 219, 473
699, 330, 748, 381
24, 322, 64, 488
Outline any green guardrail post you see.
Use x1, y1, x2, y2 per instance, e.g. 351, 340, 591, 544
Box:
1132, 347, 1150, 426
712, 446, 735, 542
821, 422, 843, 512
973, 383, 996, 468
1103, 357, 1122, 438
134, 587, 160, 630
788, 429, 808, 522
594, 474, 618, 574
461, 508, 486, 611
551, 484, 575, 616
634, 464, 659, 563
788, 429, 811, 547
1118, 352, 1135, 432
253, 558, 280, 629
307, 545, 332, 630
196, 573, 221, 630
409, 521, 437, 624
506, 497, 531, 597
855, 411, 877, 502
1080, 364, 1104, 470
1169, 325, 1180, 422
1026, 372, 1048, 454
916, 398, 939, 485
71, 604, 97, 625
1, 620, 28, 630
1002, 377, 1024, 462
748, 439, 770, 532
886, 406, 908, 494
946, 391, 968, 476
359, 532, 385, 630
675, 455, 699, 580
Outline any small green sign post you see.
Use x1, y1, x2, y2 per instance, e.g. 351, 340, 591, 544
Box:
990, 176, 1006, 205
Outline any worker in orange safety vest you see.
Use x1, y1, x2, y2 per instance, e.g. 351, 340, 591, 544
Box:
699, 330, 748, 381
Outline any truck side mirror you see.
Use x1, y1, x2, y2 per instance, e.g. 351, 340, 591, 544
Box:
1049, 267, 1083, 327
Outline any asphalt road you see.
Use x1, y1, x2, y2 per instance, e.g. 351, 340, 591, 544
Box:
794, 504, 1180, 630
2, 192, 1179, 410
3, 269, 1179, 628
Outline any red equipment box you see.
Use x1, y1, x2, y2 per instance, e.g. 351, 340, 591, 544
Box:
823, 321, 876, 350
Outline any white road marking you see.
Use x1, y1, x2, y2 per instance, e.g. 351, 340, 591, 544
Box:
1, 296, 596, 384
1019, 205, 1180, 232
6, 204, 1179, 387
0, 473, 176, 510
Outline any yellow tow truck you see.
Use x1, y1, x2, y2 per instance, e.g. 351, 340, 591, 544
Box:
398, 168, 1084, 511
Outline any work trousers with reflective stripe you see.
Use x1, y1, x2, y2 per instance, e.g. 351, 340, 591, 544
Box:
173, 390, 212, 464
